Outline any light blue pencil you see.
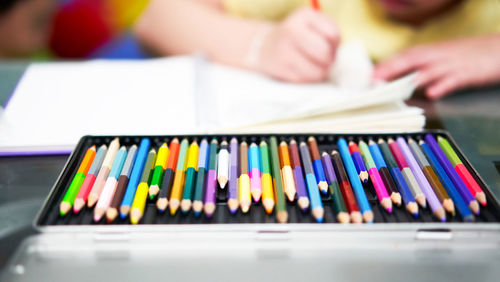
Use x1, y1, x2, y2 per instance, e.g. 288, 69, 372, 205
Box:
119, 138, 151, 218
337, 138, 373, 223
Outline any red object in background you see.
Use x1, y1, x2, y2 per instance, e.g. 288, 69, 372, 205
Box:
310, 0, 321, 11
49, 1, 112, 58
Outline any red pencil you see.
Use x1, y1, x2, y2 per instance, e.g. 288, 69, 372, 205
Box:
331, 150, 362, 224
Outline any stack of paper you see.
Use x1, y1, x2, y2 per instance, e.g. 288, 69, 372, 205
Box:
0, 54, 424, 155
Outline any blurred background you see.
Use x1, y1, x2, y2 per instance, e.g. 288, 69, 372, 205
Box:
0, 0, 150, 60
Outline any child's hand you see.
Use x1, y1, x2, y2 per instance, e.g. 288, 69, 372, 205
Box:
257, 8, 339, 83
373, 35, 500, 99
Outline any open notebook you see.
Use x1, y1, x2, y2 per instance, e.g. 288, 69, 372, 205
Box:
0, 56, 423, 155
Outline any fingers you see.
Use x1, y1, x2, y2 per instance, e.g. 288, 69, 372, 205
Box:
285, 8, 338, 69
426, 72, 471, 99
288, 47, 329, 82
259, 7, 340, 83
373, 46, 440, 81
414, 64, 452, 87
289, 24, 336, 68
306, 10, 339, 50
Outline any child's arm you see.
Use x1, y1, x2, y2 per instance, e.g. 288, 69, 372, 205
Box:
373, 34, 500, 99
134, 0, 339, 83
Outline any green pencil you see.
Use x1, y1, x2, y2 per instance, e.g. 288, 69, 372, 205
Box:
59, 145, 96, 216
269, 137, 287, 223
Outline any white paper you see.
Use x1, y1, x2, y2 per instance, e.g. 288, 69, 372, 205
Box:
0, 55, 422, 154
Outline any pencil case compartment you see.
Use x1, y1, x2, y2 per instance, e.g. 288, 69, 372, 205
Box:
35, 130, 500, 228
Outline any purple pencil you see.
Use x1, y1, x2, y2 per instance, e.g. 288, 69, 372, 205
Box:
289, 140, 309, 211
397, 137, 446, 222
321, 152, 338, 185
227, 138, 239, 213
203, 139, 218, 217
424, 134, 480, 215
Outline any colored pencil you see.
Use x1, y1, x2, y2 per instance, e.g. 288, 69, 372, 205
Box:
408, 138, 454, 214
193, 139, 209, 217
217, 140, 229, 188
227, 138, 239, 213
322, 152, 349, 224
94, 146, 127, 222
181, 140, 199, 213
299, 142, 324, 223
88, 138, 120, 207
424, 134, 480, 215
279, 141, 296, 201
307, 136, 328, 194
331, 150, 362, 223
378, 139, 418, 217
260, 140, 275, 214
60, 145, 96, 216
388, 138, 426, 207
420, 140, 475, 222
337, 138, 373, 223
437, 136, 486, 206
74, 144, 107, 213
368, 140, 402, 206
289, 139, 309, 211
239, 141, 251, 213
348, 141, 369, 184
119, 138, 150, 218
149, 142, 170, 199
106, 145, 137, 223
358, 140, 392, 213
169, 138, 190, 215
248, 143, 262, 202
130, 148, 156, 224
156, 138, 180, 212
397, 137, 445, 222
269, 137, 288, 223
204, 139, 218, 217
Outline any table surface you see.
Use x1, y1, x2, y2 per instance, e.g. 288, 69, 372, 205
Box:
0, 61, 499, 281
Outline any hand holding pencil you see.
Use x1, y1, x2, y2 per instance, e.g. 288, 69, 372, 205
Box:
256, 6, 339, 83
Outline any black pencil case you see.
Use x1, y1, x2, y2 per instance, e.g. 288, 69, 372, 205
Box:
34, 130, 500, 229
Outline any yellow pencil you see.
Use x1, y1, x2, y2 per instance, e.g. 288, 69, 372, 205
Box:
181, 140, 199, 213
239, 141, 251, 213
130, 148, 156, 224
149, 143, 170, 198
260, 141, 275, 214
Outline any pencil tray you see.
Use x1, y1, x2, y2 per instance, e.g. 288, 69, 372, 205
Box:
35, 130, 500, 228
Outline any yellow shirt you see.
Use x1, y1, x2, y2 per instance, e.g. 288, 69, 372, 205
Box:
223, 0, 500, 61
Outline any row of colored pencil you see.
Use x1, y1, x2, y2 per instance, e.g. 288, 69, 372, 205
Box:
59, 134, 486, 224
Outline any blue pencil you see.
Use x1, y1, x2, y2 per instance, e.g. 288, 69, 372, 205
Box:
119, 138, 151, 218
307, 137, 328, 194
377, 139, 418, 217
348, 141, 369, 184
420, 140, 474, 222
424, 134, 480, 215
299, 142, 324, 223
337, 138, 373, 223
